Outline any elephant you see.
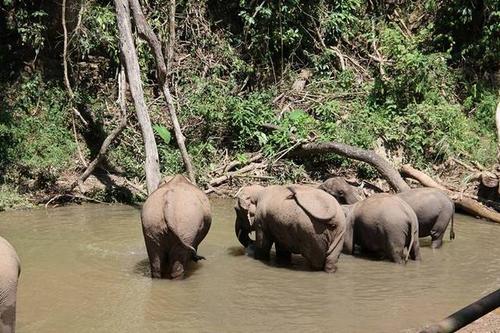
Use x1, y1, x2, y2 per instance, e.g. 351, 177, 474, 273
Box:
235, 184, 346, 273
141, 174, 211, 279
0, 236, 20, 333
342, 195, 421, 263
320, 177, 455, 248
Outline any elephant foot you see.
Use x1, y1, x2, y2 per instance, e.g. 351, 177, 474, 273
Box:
431, 239, 443, 249
323, 265, 337, 273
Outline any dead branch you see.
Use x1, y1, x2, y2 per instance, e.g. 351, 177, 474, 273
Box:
167, 0, 175, 74
222, 153, 263, 174
400, 164, 500, 224
128, 0, 196, 184
209, 162, 267, 188
45, 193, 104, 209
62, 0, 74, 98
450, 157, 477, 172
72, 67, 128, 190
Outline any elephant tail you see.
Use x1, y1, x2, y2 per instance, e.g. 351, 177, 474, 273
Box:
404, 219, 417, 263
450, 210, 455, 240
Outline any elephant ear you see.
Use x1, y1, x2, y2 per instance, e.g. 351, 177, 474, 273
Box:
288, 186, 337, 224
236, 193, 257, 226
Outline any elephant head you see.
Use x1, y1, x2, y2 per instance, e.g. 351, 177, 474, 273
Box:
319, 177, 362, 204
234, 185, 264, 247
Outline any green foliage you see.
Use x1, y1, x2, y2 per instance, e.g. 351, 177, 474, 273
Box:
72, 2, 119, 61
0, 185, 32, 211
0, 74, 76, 184
153, 125, 172, 145
229, 91, 276, 149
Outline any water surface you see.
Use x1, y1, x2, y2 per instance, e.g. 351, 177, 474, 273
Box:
0, 199, 498, 332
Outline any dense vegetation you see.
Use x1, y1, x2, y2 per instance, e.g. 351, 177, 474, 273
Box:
0, 0, 498, 208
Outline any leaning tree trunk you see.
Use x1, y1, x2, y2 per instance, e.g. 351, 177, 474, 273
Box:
128, 0, 196, 184
114, 0, 160, 194
300, 141, 410, 192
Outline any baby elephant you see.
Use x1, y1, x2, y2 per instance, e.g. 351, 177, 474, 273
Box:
343, 195, 421, 263
141, 174, 211, 279
321, 177, 454, 248
0, 236, 20, 333
235, 185, 346, 273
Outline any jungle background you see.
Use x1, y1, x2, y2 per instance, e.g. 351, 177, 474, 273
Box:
0, 0, 499, 209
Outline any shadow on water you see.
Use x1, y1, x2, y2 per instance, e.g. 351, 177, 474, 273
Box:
134, 258, 151, 277
226, 246, 246, 256
133, 257, 203, 279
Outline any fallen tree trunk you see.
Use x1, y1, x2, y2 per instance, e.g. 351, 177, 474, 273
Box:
400, 164, 500, 224
400, 164, 448, 191
420, 288, 500, 333
300, 141, 410, 192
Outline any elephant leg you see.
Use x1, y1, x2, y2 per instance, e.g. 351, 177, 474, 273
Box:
254, 227, 272, 260
0, 280, 18, 333
430, 211, 453, 249
144, 235, 169, 279
410, 235, 422, 261
167, 243, 190, 280
275, 242, 291, 264
385, 236, 404, 264
324, 223, 346, 273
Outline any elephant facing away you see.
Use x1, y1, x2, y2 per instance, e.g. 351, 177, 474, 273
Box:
0, 236, 20, 333
235, 185, 346, 273
141, 174, 211, 279
343, 195, 421, 263
320, 177, 455, 248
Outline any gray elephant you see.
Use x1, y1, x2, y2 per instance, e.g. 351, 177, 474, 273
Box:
320, 177, 455, 248
0, 236, 20, 333
141, 174, 211, 279
343, 195, 421, 263
235, 184, 346, 273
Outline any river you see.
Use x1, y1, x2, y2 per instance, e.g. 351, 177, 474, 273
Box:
0, 199, 498, 332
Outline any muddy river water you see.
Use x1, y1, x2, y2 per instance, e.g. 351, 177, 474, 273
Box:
0, 199, 498, 332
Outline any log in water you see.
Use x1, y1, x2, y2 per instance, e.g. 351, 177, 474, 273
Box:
0, 199, 498, 332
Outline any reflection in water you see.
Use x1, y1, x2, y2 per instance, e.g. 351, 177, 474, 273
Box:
0, 199, 498, 332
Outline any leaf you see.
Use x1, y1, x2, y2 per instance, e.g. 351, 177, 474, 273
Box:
153, 124, 171, 145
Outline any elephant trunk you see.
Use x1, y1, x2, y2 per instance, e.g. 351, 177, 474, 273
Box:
234, 208, 254, 247
235, 219, 252, 247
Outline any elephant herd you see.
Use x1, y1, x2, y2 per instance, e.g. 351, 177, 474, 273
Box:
0, 174, 455, 332
141, 174, 455, 278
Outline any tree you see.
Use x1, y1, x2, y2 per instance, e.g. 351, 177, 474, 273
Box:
114, 0, 161, 194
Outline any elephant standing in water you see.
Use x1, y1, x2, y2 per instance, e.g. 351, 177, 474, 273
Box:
321, 177, 455, 248
235, 185, 346, 273
0, 236, 20, 333
343, 195, 421, 263
141, 175, 211, 279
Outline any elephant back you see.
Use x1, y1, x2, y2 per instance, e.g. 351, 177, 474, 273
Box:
287, 186, 340, 224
